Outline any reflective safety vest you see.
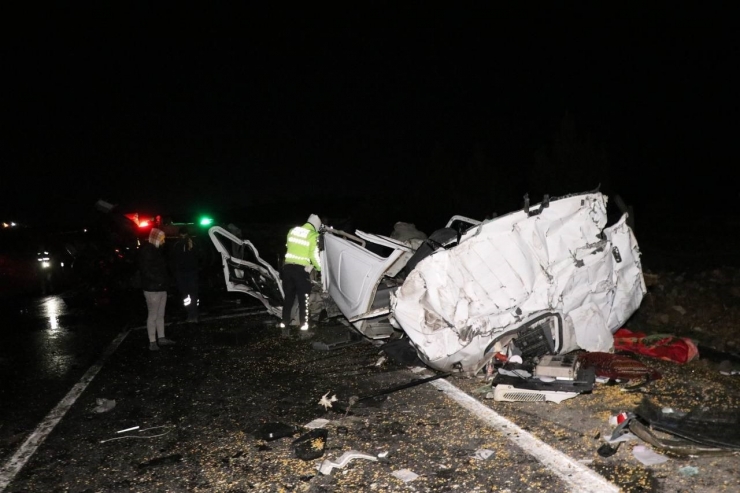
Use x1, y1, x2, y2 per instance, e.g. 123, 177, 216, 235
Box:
284, 222, 321, 271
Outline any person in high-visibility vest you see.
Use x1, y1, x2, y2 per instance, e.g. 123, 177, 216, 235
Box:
280, 214, 322, 336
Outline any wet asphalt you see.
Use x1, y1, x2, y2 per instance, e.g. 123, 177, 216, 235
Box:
1, 290, 739, 492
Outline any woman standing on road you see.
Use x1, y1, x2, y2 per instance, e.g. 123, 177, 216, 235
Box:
138, 228, 176, 351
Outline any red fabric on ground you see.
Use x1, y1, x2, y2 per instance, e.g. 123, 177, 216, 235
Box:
578, 352, 662, 380
613, 328, 699, 364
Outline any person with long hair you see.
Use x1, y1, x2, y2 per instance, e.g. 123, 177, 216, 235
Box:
138, 228, 176, 350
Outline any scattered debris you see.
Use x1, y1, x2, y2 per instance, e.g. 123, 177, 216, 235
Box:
391, 468, 419, 483
632, 445, 669, 466
254, 422, 299, 441
474, 449, 494, 460
100, 425, 175, 444
318, 450, 378, 475
293, 429, 328, 461
597, 442, 622, 458
635, 398, 740, 450
304, 418, 331, 429
490, 352, 595, 403
116, 426, 139, 434
678, 466, 699, 477
492, 384, 578, 403
318, 392, 338, 410
93, 398, 116, 413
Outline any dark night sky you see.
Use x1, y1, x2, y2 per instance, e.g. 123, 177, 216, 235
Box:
2, 3, 738, 229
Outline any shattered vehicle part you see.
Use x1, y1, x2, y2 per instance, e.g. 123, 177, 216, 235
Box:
492, 384, 579, 403
391, 192, 645, 373
293, 429, 328, 460
635, 398, 740, 450
318, 450, 378, 475
628, 420, 736, 456
209, 226, 339, 322
492, 366, 595, 394
209, 192, 645, 375
209, 227, 285, 317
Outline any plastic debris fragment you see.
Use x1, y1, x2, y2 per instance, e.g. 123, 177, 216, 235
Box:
391, 468, 419, 483
318, 450, 378, 475
304, 418, 330, 429
474, 449, 494, 460
94, 398, 116, 413
632, 445, 669, 465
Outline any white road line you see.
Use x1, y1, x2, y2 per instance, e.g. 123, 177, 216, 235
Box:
0, 330, 131, 492
431, 378, 619, 493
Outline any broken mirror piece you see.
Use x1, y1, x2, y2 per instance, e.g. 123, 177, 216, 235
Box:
254, 422, 299, 441
293, 428, 328, 460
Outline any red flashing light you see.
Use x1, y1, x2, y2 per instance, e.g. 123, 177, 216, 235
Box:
139, 221, 150, 228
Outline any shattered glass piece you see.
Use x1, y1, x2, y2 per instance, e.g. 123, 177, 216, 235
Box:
678, 466, 699, 477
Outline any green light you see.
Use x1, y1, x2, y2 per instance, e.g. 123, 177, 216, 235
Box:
199, 216, 214, 226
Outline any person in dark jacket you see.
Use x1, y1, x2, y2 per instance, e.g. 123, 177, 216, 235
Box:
170, 226, 200, 323
138, 228, 175, 351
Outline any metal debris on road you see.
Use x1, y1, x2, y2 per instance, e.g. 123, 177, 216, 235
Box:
318, 450, 378, 475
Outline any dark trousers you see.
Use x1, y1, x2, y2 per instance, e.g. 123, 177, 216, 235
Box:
176, 271, 199, 320
281, 263, 311, 327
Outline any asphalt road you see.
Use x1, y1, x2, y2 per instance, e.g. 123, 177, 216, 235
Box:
0, 292, 738, 492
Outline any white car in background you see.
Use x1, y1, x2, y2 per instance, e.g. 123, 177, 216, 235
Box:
210, 191, 646, 374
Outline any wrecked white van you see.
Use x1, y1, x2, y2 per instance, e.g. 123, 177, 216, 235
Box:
209, 191, 646, 374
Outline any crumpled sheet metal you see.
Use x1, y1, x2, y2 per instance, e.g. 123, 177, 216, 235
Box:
391, 193, 646, 372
